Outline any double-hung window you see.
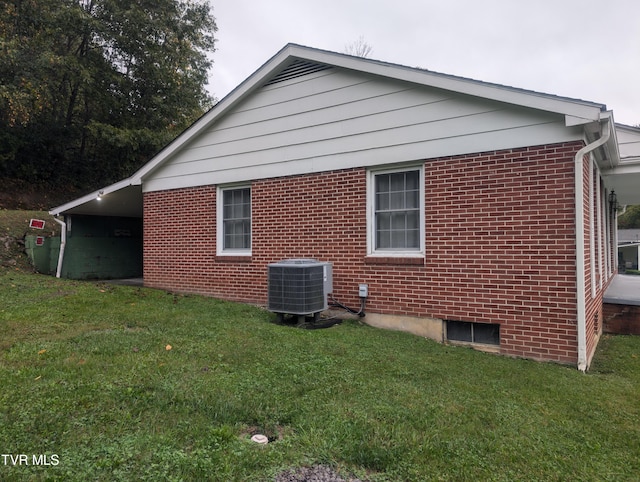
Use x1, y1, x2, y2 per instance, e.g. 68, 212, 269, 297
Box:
368, 166, 424, 256
218, 185, 251, 255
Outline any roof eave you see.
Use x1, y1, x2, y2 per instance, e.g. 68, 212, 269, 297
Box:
49, 178, 139, 217
134, 43, 608, 184
52, 43, 613, 215
284, 44, 606, 125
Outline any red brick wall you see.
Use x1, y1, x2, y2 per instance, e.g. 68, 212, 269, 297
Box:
143, 141, 586, 364
424, 143, 580, 364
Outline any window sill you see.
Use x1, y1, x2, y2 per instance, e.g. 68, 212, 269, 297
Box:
364, 256, 424, 266
215, 255, 252, 263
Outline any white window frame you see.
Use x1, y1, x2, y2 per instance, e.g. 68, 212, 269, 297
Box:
217, 184, 252, 256
367, 165, 425, 257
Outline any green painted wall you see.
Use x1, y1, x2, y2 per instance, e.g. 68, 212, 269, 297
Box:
25, 236, 60, 275
61, 237, 142, 279
26, 215, 143, 279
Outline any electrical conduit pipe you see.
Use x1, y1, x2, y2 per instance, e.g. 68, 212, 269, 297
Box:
574, 118, 611, 372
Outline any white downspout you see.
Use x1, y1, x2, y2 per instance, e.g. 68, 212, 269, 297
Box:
574, 119, 611, 372
602, 185, 609, 280
589, 157, 596, 298
54, 217, 66, 278
596, 170, 603, 290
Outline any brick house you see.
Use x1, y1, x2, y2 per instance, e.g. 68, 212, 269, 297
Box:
51, 44, 640, 370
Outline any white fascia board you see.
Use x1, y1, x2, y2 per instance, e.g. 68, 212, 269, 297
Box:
604, 112, 621, 166
566, 115, 600, 127
49, 178, 134, 216
287, 44, 605, 124
49, 47, 294, 215
134, 46, 295, 183
616, 123, 640, 163
135, 43, 606, 187
593, 111, 620, 169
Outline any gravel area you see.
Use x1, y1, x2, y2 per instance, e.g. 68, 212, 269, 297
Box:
274, 464, 364, 482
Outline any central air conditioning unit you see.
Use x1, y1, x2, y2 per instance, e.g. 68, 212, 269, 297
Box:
267, 259, 333, 321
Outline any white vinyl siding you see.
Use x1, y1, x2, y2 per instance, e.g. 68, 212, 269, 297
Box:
144, 67, 581, 193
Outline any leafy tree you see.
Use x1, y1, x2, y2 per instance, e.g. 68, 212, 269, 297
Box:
618, 205, 640, 229
0, 0, 216, 191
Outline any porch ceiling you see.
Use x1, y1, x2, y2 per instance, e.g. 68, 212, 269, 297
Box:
603, 124, 640, 206
50, 184, 142, 218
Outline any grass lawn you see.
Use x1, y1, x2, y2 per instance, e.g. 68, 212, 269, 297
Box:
1, 269, 639, 481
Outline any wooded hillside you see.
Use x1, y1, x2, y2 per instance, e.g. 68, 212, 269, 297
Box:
0, 0, 217, 202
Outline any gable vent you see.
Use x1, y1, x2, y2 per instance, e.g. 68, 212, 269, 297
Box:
264, 60, 332, 87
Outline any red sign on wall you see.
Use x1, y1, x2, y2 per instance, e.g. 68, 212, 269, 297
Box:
35, 236, 45, 246
29, 219, 45, 229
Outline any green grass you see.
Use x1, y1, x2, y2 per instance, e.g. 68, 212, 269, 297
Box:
1, 269, 640, 481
